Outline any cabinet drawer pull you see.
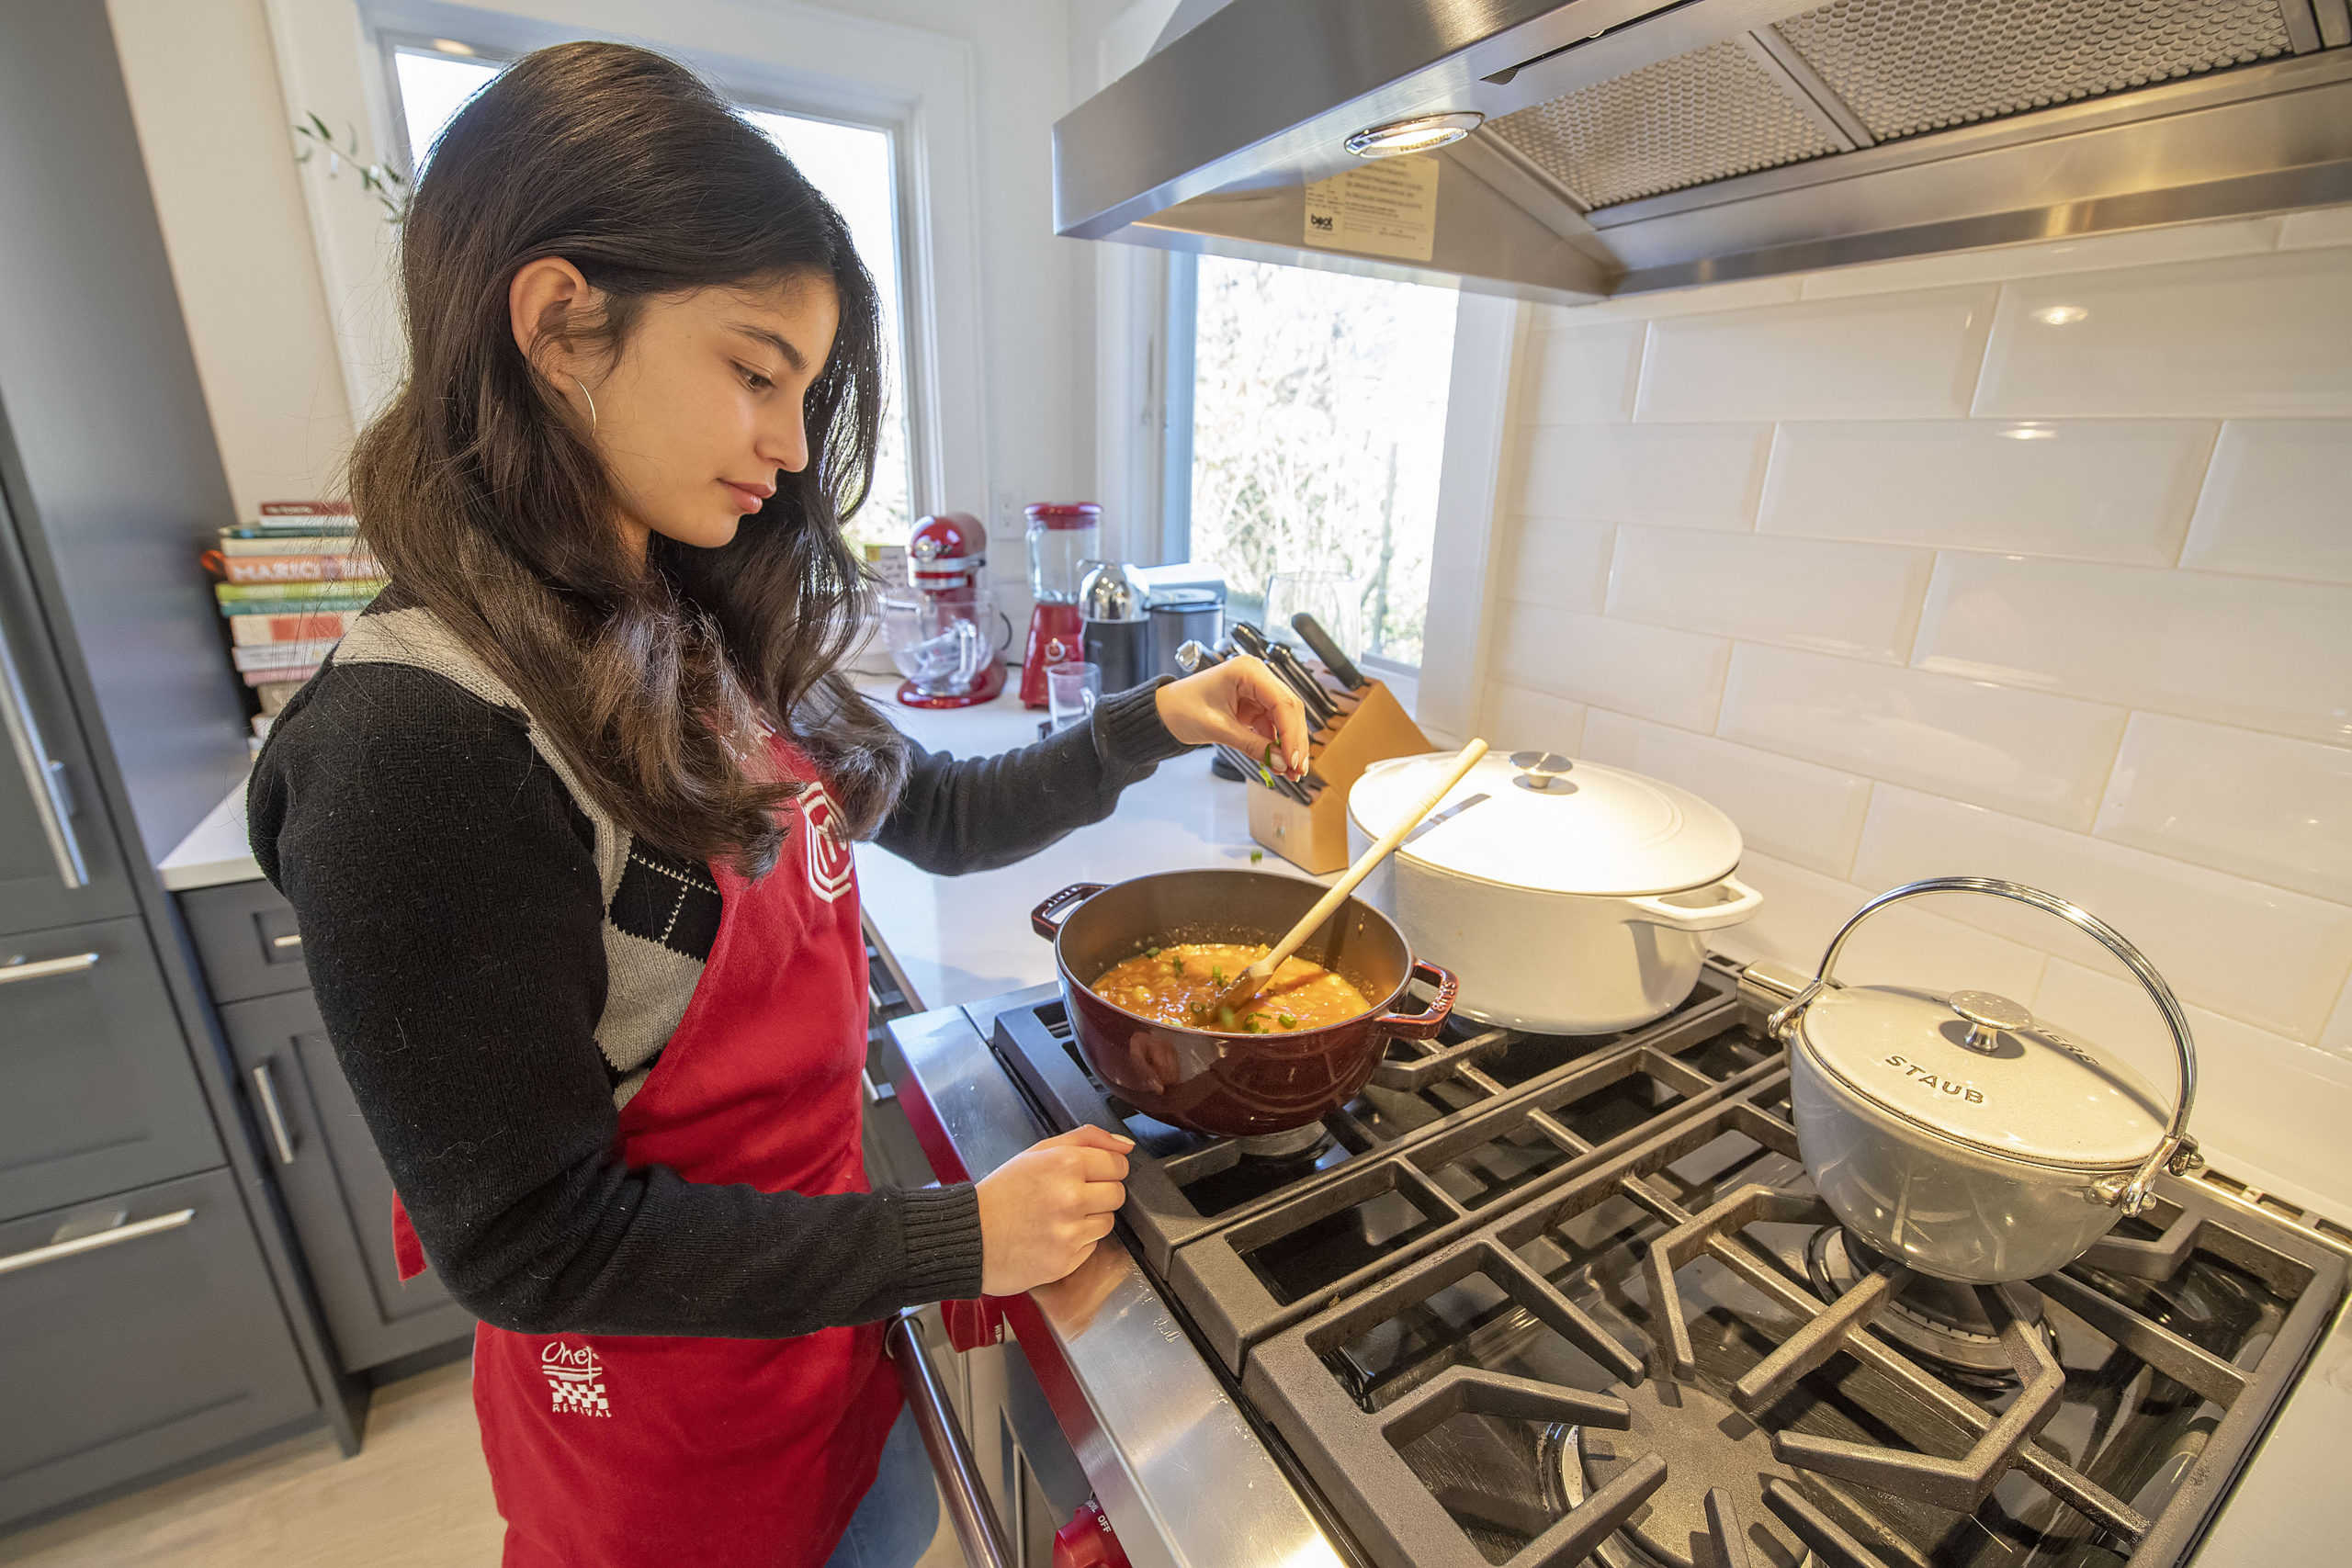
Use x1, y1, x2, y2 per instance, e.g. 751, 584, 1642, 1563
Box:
0, 1208, 197, 1278
252, 1063, 298, 1165
269, 932, 302, 950
0, 951, 98, 987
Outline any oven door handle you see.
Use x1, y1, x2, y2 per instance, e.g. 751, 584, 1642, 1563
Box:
888, 1308, 1015, 1568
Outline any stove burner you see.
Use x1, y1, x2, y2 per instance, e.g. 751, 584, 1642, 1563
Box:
1804, 1228, 2055, 1384
1232, 1122, 1334, 1160
1564, 1382, 1812, 1568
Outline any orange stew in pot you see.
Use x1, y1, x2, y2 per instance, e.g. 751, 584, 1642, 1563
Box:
1090, 943, 1372, 1034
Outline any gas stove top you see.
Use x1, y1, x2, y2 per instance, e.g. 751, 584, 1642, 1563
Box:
977, 957, 2348, 1568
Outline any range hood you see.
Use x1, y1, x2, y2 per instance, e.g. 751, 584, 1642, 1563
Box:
1054, 0, 2352, 302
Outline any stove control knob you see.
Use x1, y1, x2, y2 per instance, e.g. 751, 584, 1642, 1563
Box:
1053, 1499, 1132, 1568
941, 1296, 1006, 1351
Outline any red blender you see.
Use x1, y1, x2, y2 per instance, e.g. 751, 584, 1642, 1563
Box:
890, 512, 1005, 708
1021, 502, 1098, 708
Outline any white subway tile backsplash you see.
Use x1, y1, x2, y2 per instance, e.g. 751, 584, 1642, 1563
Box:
1635, 288, 1996, 423
1499, 517, 1613, 612
1578, 710, 1870, 877
2096, 715, 2352, 907
1492, 602, 1729, 732
1758, 420, 2213, 564
1523, 322, 1645, 423
1914, 554, 2352, 744
1607, 526, 1932, 662
1481, 682, 1588, 757
1855, 787, 2352, 1043
1712, 850, 2050, 1002
2278, 204, 2352, 252
1718, 644, 2125, 831
2180, 421, 2352, 585
1797, 219, 2282, 300
2034, 960, 2352, 1218
1975, 249, 2352, 418
1516, 424, 1770, 529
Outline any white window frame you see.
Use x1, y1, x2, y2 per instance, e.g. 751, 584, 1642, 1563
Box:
265, 0, 989, 524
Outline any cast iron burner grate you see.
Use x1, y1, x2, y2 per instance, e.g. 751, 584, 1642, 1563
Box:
1232, 1042, 2346, 1568
986, 962, 1754, 1278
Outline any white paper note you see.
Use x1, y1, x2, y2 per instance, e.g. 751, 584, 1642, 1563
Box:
1302, 156, 1440, 263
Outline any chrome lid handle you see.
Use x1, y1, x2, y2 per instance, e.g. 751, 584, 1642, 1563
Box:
1802, 876, 2199, 1214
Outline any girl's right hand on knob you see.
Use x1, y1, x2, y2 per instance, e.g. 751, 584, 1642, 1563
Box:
975, 1125, 1132, 1295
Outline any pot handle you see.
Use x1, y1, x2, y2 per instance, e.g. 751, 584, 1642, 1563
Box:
1031, 883, 1108, 940
1374, 959, 1459, 1041
1625, 874, 1764, 932
1771, 875, 2199, 1218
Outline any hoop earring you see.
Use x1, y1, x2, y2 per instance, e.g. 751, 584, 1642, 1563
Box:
572, 376, 597, 433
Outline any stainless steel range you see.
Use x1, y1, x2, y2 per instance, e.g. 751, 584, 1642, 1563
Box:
888, 954, 2349, 1568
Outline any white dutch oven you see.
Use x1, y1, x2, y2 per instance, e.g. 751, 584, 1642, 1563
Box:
1763, 876, 2200, 1284
1345, 749, 1763, 1034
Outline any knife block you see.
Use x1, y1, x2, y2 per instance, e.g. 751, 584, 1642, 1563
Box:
1248, 679, 1431, 874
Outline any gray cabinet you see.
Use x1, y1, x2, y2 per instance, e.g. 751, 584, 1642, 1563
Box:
182, 878, 311, 1001
219, 987, 473, 1371
0, 916, 220, 1223
0, 1168, 316, 1525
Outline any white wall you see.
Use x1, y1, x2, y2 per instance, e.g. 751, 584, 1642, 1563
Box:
1474, 210, 2352, 1218
107, 0, 355, 521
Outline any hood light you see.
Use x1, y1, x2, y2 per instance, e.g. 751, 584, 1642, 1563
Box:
2035, 305, 2088, 325
1345, 112, 1484, 159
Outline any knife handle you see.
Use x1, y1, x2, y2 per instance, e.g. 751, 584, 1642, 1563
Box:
1290, 614, 1365, 692
1230, 623, 1338, 729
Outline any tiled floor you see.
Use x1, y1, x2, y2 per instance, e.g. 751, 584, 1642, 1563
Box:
0, 1361, 965, 1567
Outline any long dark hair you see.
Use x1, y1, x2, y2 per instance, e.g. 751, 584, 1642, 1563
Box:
350, 40, 908, 876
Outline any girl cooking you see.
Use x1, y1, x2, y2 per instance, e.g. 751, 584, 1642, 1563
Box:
247, 40, 1307, 1568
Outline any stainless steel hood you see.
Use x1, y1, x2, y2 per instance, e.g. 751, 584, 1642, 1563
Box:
1054, 0, 2352, 302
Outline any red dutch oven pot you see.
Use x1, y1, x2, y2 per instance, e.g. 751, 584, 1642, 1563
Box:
1031, 869, 1458, 1137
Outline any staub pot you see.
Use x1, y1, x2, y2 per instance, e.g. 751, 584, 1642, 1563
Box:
1033, 870, 1456, 1137
1767, 876, 2201, 1285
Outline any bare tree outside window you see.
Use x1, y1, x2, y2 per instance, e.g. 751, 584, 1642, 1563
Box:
1189, 257, 1456, 664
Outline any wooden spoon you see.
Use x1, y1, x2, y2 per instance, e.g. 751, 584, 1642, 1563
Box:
1212, 738, 1489, 1023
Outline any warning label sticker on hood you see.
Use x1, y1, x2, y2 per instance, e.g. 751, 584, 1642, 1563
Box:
1304, 156, 1439, 262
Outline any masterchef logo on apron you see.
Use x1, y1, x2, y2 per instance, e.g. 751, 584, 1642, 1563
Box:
798, 782, 853, 904
540, 1341, 612, 1416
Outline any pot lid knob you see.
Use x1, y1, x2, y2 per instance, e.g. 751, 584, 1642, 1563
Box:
1949, 990, 2033, 1052
1509, 750, 1574, 792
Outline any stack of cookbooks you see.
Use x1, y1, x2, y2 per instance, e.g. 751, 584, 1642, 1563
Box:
200, 501, 384, 730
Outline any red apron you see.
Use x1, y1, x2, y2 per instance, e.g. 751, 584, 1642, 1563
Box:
393, 741, 899, 1567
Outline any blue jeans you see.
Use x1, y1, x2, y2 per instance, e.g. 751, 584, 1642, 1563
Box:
824, 1405, 941, 1568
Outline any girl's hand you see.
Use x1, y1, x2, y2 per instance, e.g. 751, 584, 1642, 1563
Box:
1155, 657, 1310, 779
975, 1125, 1132, 1295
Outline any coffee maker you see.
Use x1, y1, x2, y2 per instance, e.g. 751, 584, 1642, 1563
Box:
889, 512, 1005, 708
1019, 502, 1099, 709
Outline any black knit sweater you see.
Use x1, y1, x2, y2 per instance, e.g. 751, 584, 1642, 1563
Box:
247, 616, 1191, 1340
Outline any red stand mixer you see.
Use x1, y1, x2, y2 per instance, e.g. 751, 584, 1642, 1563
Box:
888, 512, 1007, 709
1020, 502, 1099, 708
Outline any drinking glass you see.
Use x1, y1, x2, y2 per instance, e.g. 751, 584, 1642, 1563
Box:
1263, 572, 1363, 668
1046, 661, 1101, 732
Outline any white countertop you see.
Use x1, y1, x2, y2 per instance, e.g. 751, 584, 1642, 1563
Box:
156, 677, 1317, 1005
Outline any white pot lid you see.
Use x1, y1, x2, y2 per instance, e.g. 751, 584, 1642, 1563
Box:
1347, 750, 1744, 897
1798, 985, 2168, 1170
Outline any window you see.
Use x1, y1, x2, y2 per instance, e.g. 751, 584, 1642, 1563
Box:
1172, 255, 1458, 668
384, 41, 914, 545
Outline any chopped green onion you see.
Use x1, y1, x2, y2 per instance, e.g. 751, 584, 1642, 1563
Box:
1145, 946, 1160, 958
1211, 965, 1225, 986
1279, 1014, 1297, 1028
1170, 954, 1183, 974
1250, 850, 1264, 863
